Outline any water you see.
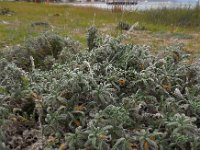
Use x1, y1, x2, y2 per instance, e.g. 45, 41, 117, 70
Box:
69, 0, 199, 11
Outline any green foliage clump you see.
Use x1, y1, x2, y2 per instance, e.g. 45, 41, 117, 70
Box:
87, 26, 98, 51
1, 32, 80, 70
0, 7, 15, 15
117, 21, 131, 31
0, 29, 200, 150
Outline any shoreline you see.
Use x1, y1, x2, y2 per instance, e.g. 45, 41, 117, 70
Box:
54, 1, 198, 11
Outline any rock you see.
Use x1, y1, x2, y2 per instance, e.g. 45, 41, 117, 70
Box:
31, 22, 50, 27
0, 20, 11, 25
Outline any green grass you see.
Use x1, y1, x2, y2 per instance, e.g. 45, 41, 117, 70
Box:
0, 2, 200, 52
0, 2, 123, 47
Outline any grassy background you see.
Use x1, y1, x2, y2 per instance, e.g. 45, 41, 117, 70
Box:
0, 2, 200, 53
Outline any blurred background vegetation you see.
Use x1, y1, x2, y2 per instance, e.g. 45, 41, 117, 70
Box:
0, 2, 200, 53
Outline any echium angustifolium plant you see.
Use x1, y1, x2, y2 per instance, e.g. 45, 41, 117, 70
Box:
0, 28, 200, 150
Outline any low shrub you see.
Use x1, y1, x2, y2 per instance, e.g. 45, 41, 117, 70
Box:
117, 21, 131, 31
1, 32, 80, 70
0, 29, 200, 150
